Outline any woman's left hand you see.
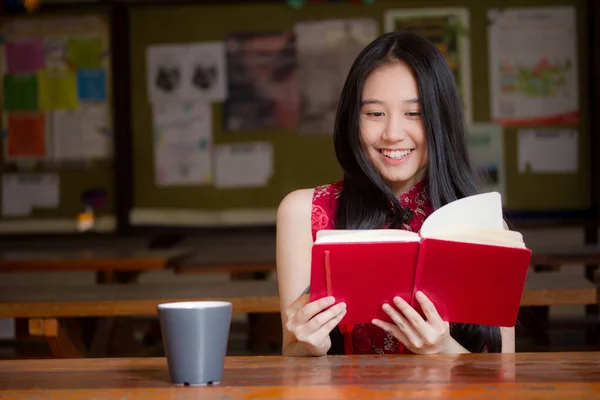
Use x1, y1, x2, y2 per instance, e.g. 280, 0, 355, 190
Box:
372, 291, 451, 354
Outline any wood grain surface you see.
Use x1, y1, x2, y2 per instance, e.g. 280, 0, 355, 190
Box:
0, 271, 596, 318
0, 232, 276, 272
0, 353, 599, 399
0, 280, 280, 317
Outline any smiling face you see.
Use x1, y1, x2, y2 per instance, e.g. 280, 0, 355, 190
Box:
359, 62, 428, 195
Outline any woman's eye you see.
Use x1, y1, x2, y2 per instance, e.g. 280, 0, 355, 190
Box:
367, 112, 384, 117
406, 112, 421, 117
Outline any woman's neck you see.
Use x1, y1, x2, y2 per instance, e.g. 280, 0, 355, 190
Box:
388, 170, 426, 198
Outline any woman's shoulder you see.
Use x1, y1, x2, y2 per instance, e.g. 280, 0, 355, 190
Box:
278, 181, 343, 213
277, 181, 343, 239
277, 188, 314, 217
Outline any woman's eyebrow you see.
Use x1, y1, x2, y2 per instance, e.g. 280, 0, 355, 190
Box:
360, 98, 419, 106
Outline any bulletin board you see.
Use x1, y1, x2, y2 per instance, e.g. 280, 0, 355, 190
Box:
129, 0, 591, 227
0, 11, 116, 234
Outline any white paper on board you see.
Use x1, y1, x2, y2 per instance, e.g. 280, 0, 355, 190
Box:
214, 142, 273, 188
2, 173, 60, 217
147, 42, 227, 104
487, 6, 579, 125
153, 102, 213, 186
146, 44, 188, 104
467, 123, 506, 200
52, 105, 109, 161
517, 128, 578, 173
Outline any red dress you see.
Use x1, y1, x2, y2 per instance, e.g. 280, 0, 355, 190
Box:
311, 179, 434, 355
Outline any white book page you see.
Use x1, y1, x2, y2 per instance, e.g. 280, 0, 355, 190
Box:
420, 192, 504, 236
314, 229, 420, 244
421, 224, 526, 249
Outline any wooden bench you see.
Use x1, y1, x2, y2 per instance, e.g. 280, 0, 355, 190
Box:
0, 271, 595, 358
528, 244, 600, 346
530, 244, 600, 268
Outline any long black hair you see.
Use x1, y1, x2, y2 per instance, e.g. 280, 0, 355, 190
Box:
332, 31, 502, 353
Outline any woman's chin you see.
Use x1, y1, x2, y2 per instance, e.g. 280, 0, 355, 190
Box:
382, 172, 423, 193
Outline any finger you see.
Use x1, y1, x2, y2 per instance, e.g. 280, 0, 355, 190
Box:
382, 303, 422, 346
307, 302, 346, 333
415, 291, 445, 328
285, 294, 311, 319
313, 307, 347, 339
372, 319, 409, 344
381, 303, 409, 331
393, 296, 429, 331
295, 296, 336, 323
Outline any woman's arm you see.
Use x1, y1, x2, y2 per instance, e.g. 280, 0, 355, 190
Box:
501, 327, 515, 353
500, 219, 516, 353
276, 189, 317, 356
443, 327, 514, 353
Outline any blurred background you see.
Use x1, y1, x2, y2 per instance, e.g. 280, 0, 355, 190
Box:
0, 0, 598, 360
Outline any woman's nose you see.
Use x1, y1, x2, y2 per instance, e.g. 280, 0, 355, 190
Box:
382, 116, 409, 142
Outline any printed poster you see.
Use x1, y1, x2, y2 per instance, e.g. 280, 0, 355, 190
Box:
153, 102, 213, 186
146, 42, 227, 104
467, 123, 505, 201
224, 31, 298, 131
384, 8, 472, 124
488, 6, 579, 126
295, 19, 378, 134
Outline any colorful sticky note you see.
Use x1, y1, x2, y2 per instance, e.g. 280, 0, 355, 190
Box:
66, 36, 103, 69
5, 39, 45, 73
2, 74, 38, 111
77, 69, 106, 101
7, 112, 46, 158
38, 70, 78, 110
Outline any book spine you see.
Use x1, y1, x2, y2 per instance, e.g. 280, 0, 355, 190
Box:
411, 239, 427, 312
324, 250, 332, 297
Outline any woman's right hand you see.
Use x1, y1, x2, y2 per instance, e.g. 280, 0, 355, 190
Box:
284, 294, 347, 356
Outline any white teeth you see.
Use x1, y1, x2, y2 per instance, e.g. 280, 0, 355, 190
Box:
382, 149, 412, 159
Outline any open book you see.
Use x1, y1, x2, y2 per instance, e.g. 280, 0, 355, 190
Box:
309, 192, 532, 328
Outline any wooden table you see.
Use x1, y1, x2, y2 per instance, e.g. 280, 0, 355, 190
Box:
0, 233, 277, 281
0, 271, 595, 320
0, 280, 280, 318
0, 237, 191, 285
0, 249, 186, 273
0, 233, 278, 358
1, 352, 599, 399
0, 272, 595, 358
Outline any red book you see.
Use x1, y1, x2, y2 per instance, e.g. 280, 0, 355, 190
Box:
309, 192, 532, 328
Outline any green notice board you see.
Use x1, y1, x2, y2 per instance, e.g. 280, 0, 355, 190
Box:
130, 0, 590, 226
0, 11, 115, 233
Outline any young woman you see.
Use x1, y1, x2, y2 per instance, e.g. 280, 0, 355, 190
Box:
276, 31, 514, 356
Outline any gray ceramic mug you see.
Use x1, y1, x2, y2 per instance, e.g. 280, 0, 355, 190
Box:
157, 301, 232, 386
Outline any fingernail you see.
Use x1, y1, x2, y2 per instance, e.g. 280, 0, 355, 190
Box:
326, 296, 335, 304
416, 291, 424, 299
338, 302, 347, 309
